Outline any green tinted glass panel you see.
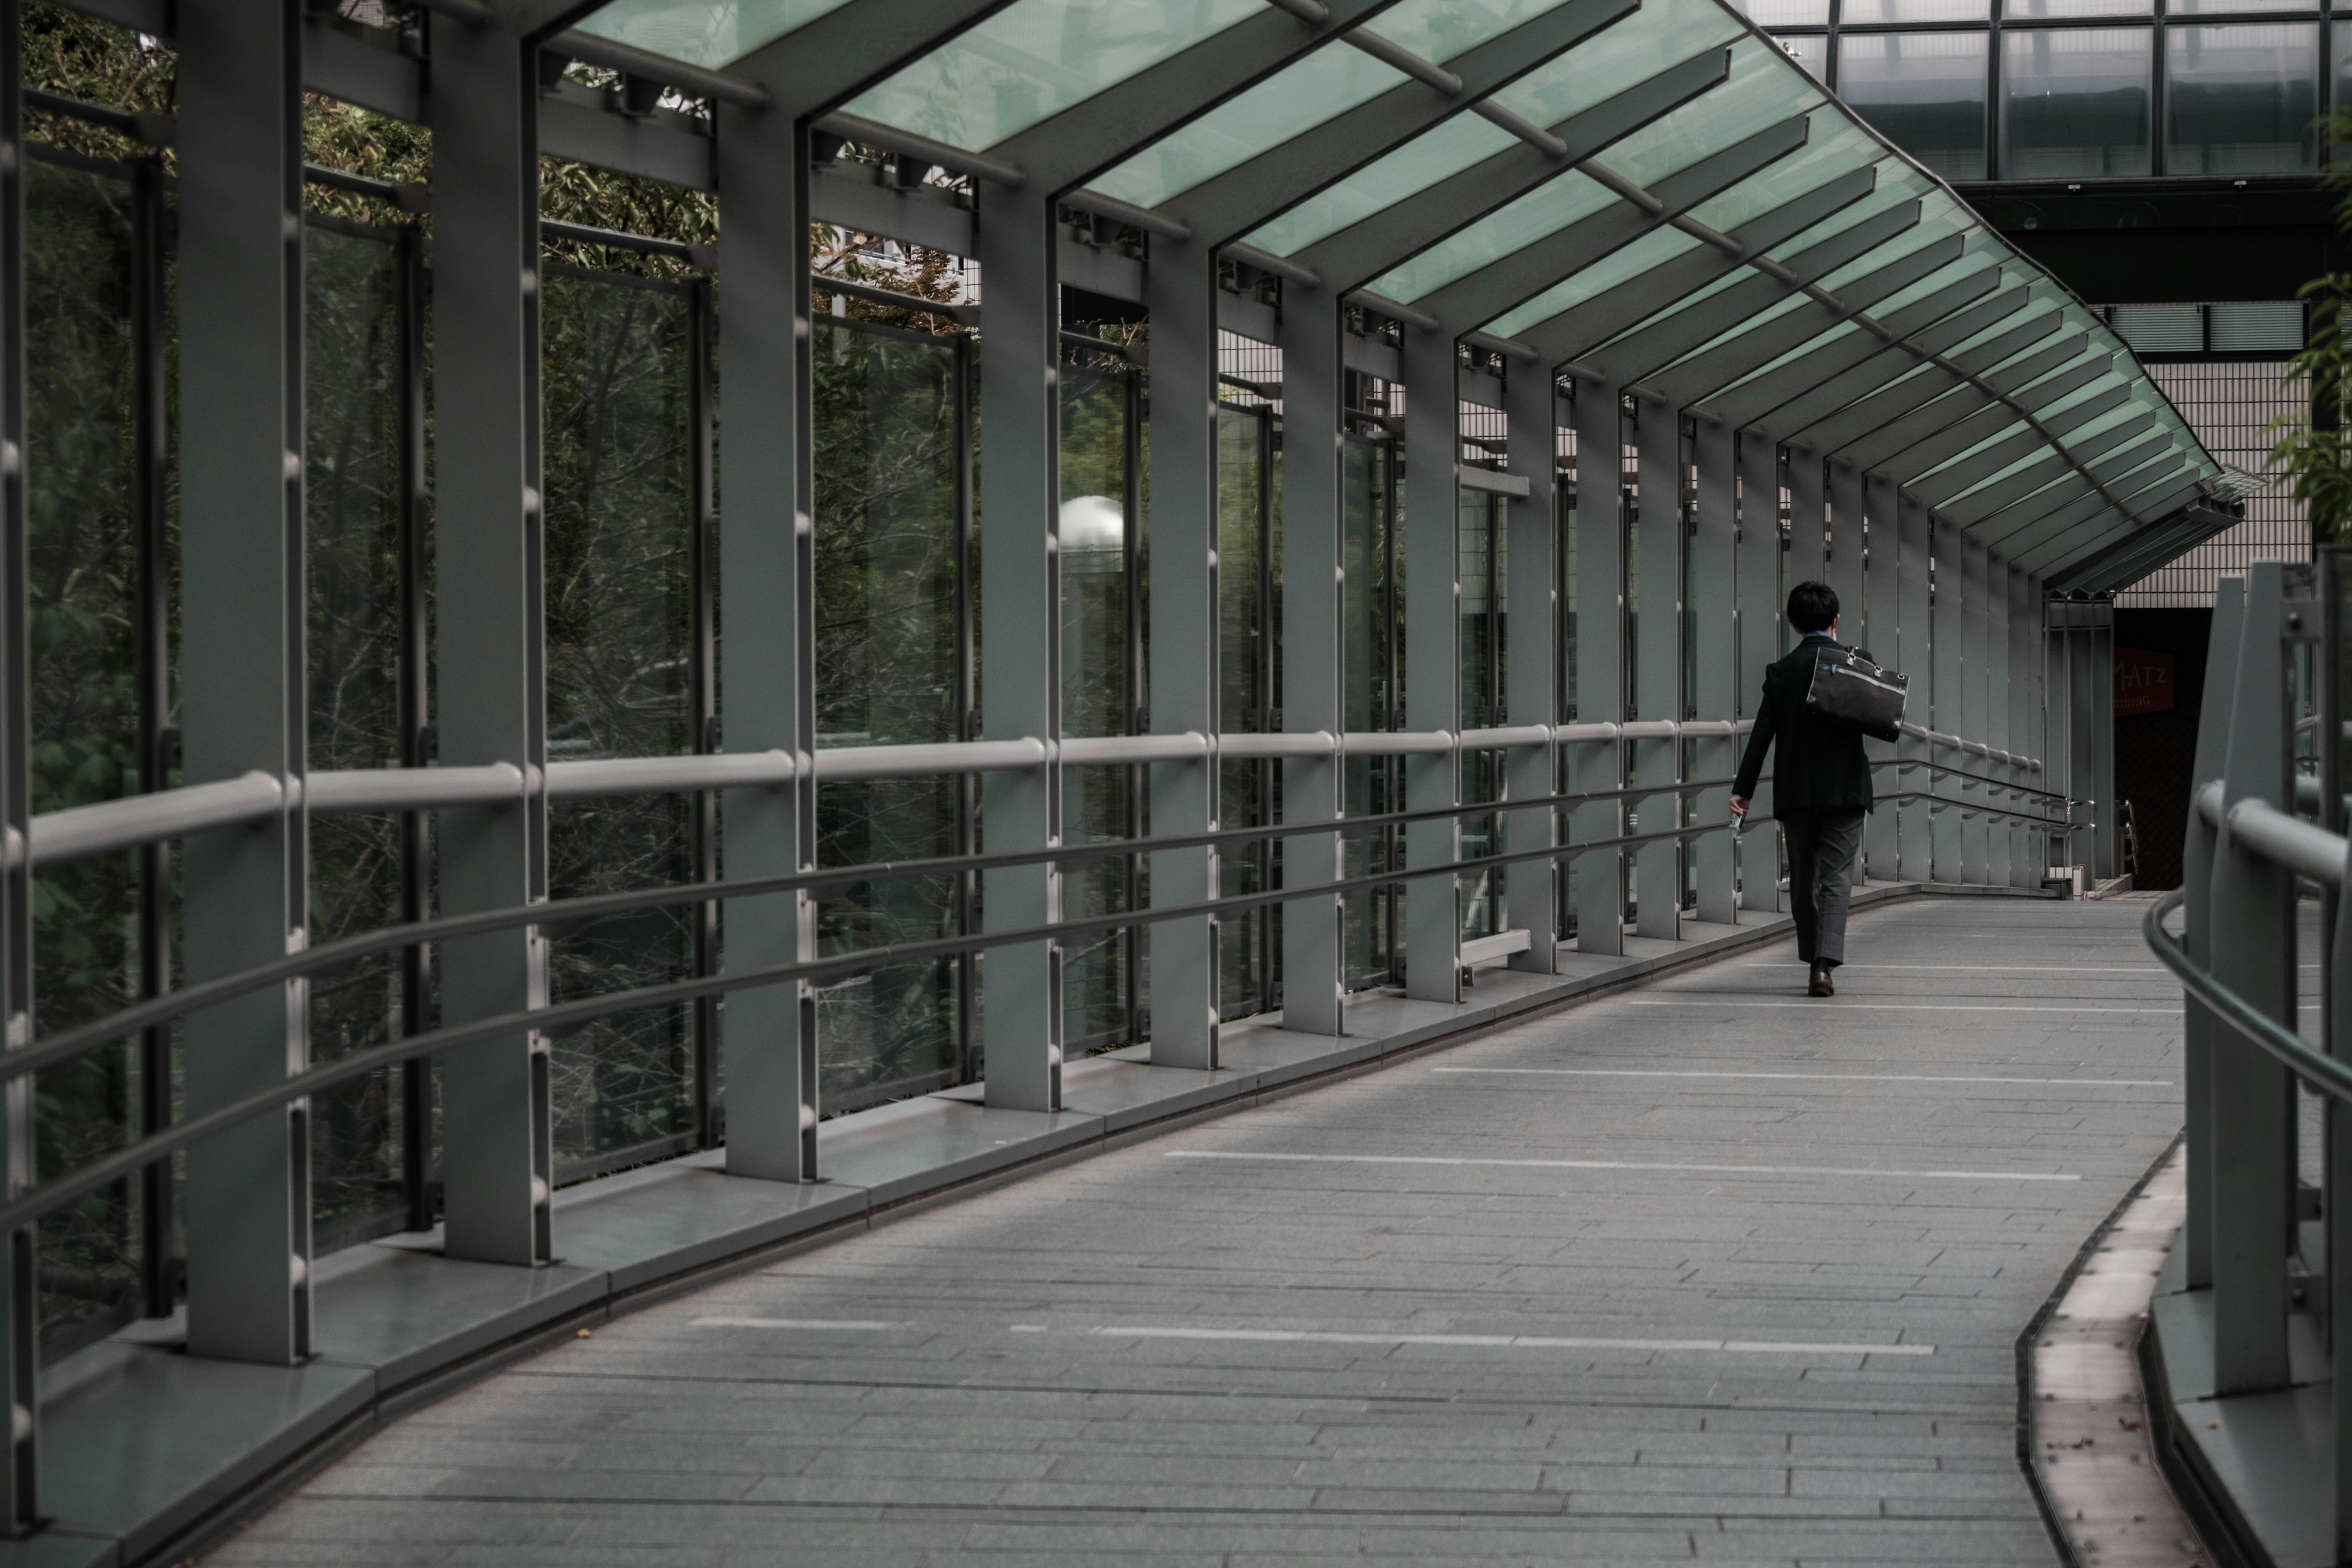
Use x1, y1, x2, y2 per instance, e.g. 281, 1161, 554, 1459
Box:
844, 0, 1262, 152
1364, 169, 1615, 302
573, 0, 857, 67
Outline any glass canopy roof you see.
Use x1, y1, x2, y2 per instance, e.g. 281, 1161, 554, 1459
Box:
573, 0, 2239, 559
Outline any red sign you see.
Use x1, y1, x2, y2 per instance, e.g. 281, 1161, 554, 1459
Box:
2116, 647, 2176, 718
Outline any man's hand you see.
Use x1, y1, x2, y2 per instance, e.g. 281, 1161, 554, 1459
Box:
1729, 794, 1749, 820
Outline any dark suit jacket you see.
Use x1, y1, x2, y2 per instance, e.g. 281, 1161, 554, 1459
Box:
1732, 635, 1875, 812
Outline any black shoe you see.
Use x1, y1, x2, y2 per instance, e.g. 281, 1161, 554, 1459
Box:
1808, 965, 1834, 998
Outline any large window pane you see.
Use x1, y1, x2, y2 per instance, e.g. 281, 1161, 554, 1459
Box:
811, 318, 965, 1107
2007, 0, 2149, 16
542, 269, 701, 1180
1841, 0, 1986, 21
2002, 26, 2153, 178
1728, 0, 1828, 24
26, 156, 146, 1359
2166, 22, 2318, 175
1218, 405, 1273, 1019
1340, 427, 1400, 990
304, 221, 412, 1250
1837, 30, 1989, 181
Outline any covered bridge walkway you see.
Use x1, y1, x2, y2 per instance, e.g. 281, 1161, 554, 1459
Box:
221, 895, 2180, 1567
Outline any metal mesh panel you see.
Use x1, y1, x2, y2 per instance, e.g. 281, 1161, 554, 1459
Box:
2116, 359, 2309, 608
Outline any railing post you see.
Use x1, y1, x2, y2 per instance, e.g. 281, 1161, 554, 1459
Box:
1505, 363, 1564, 964
1401, 320, 1461, 1001
2182, 576, 2243, 1289
178, 0, 312, 1359
2211, 562, 2294, 1394
976, 190, 1062, 1110
1633, 393, 1682, 940
1736, 428, 1782, 911
1862, 472, 1901, 883
713, 99, 815, 1177
0, 0, 34, 1526
1572, 374, 1626, 951
1691, 418, 1738, 925
1278, 283, 1346, 1035
1898, 494, 1934, 882
1144, 237, 1220, 1067
428, 12, 554, 1261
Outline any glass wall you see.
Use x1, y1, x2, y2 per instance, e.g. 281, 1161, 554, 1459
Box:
2166, 22, 2319, 174
1458, 489, 1506, 943
1217, 403, 1278, 1020
541, 267, 706, 1181
811, 316, 968, 1107
2003, 26, 2155, 178
1340, 415, 1401, 990
1837, 30, 1991, 179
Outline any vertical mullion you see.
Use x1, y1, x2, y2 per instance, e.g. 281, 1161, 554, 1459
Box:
1986, 548, 2011, 888
956, 333, 976, 1081
178, 0, 311, 1362
396, 223, 431, 1232
1504, 360, 1559, 969
714, 104, 813, 1178
977, 193, 1061, 1112
1122, 359, 1145, 1050
1898, 494, 1935, 881
0, 0, 36, 1525
1277, 287, 1344, 1036
1736, 428, 1782, 913
1689, 417, 1737, 925
1572, 375, 1627, 953
1931, 515, 1967, 881
1634, 393, 1681, 940
132, 153, 173, 1313
427, 15, 553, 1253
1863, 472, 1901, 882
1400, 325, 1460, 1003
1257, 402, 1275, 1016
687, 279, 718, 1148
1960, 533, 1989, 883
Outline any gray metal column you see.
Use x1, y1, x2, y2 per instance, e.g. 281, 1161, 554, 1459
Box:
1402, 323, 1460, 1003
1691, 418, 1738, 925
2179, 582, 2236, 1292
978, 193, 1061, 1109
1961, 533, 1989, 884
1735, 428, 1781, 913
2210, 562, 2294, 1393
1145, 239, 1220, 1067
1931, 516, 1966, 882
1280, 286, 1346, 1035
429, 13, 551, 1264
715, 102, 814, 1178
2068, 609, 2101, 881
1863, 472, 1901, 880
179, 0, 310, 1359
0, 0, 36, 1522
1572, 375, 1626, 953
2093, 609, 2118, 880
1504, 363, 1560, 971
1986, 551, 2012, 888
1785, 442, 1826, 587
2010, 566, 2039, 888
1633, 393, 1681, 940
1898, 494, 1934, 881
1826, 458, 1867, 884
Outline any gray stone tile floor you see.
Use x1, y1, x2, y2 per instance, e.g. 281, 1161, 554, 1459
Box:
213, 897, 2182, 1566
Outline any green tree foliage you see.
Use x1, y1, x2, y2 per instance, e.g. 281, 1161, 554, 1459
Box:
2269, 111, 2352, 541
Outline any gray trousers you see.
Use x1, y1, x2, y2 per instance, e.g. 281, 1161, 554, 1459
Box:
1781, 807, 1867, 967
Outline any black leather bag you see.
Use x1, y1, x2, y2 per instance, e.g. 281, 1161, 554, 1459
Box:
1804, 647, 1909, 743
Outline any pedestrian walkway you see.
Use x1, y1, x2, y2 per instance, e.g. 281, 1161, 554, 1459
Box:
220, 897, 2182, 1567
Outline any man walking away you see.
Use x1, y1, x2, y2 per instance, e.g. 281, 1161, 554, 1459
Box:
1730, 581, 1872, 998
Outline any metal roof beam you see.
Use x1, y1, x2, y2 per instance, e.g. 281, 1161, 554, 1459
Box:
729, 0, 1030, 118
1858, 360, 2112, 484
1770, 287, 2038, 451
1895, 387, 2135, 508
1828, 322, 2074, 470
1703, 266, 1999, 433
2010, 461, 2193, 572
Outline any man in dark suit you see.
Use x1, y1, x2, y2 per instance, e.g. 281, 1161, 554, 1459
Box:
1730, 581, 1872, 998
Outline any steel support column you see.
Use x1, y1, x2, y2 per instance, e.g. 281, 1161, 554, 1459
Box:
1504, 361, 1561, 971
1634, 393, 1681, 940
179, 0, 311, 1357
1986, 550, 2013, 888
1961, 533, 1989, 883
1736, 428, 1781, 913
1863, 471, 1901, 880
978, 194, 1061, 1110
1825, 456, 1866, 884
428, 12, 552, 1265
715, 102, 814, 1178
1572, 375, 1626, 952
1691, 418, 1738, 925
2010, 565, 2041, 888
2210, 562, 2294, 1393
1145, 239, 1221, 1066
1785, 442, 1826, 588
0, 0, 33, 1524
1897, 494, 1934, 881
2182, 578, 2241, 1292
1403, 323, 1461, 1002
1931, 515, 1966, 882
1280, 285, 1346, 1035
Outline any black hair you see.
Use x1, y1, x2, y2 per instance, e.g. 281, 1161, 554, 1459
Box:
1786, 580, 1839, 635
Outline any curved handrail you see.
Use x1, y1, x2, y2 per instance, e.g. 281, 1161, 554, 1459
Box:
2143, 886, 2352, 1104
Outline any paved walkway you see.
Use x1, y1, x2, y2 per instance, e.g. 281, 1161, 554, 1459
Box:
221, 897, 2182, 1567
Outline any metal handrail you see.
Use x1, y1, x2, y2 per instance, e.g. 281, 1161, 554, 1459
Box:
7, 715, 2048, 873
2144, 886, 2352, 1103
0, 782, 2054, 1240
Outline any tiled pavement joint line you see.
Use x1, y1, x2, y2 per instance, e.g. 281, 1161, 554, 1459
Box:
1161, 1150, 2084, 1182
1431, 1068, 2177, 1087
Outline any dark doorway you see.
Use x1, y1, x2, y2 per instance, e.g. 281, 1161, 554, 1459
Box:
2113, 607, 2213, 889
